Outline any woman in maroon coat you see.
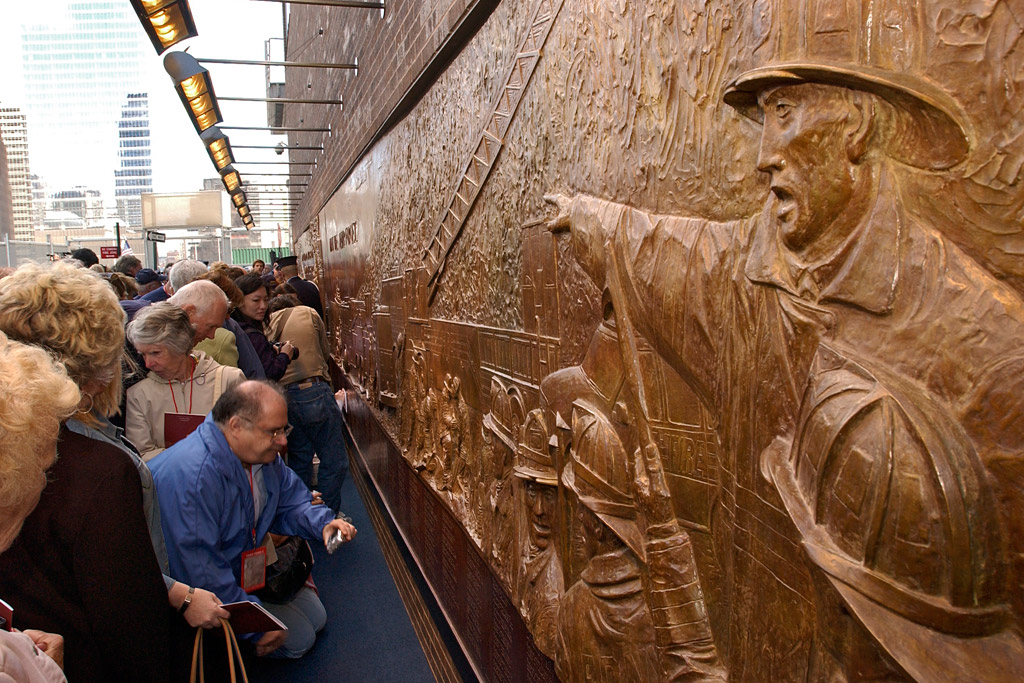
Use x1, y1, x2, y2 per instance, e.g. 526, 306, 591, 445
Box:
0, 262, 172, 683
0, 331, 81, 682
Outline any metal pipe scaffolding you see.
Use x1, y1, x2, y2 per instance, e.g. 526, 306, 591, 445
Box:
220, 96, 342, 105
197, 57, 357, 70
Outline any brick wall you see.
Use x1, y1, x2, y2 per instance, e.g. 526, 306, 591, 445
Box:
284, 0, 497, 238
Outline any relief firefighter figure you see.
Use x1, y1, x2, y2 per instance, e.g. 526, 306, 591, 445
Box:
517, 270, 724, 679
543, 2, 1024, 679
400, 347, 424, 466
483, 378, 525, 589
555, 401, 725, 682
408, 350, 437, 472
438, 373, 470, 500
512, 408, 563, 660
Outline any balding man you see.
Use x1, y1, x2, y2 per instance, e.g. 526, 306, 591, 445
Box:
151, 380, 356, 659
168, 280, 229, 344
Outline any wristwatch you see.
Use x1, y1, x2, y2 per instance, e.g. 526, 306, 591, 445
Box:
178, 585, 195, 615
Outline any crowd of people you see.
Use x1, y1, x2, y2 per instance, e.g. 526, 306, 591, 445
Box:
0, 250, 355, 682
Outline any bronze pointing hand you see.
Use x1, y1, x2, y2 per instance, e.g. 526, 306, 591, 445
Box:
543, 193, 572, 232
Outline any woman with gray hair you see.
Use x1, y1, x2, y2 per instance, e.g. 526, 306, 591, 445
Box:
126, 301, 245, 461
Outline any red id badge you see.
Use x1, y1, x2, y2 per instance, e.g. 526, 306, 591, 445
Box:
241, 546, 267, 593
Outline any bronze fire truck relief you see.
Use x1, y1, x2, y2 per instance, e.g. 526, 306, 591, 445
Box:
305, 0, 1024, 680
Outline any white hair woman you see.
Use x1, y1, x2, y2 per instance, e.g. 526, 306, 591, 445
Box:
0, 262, 227, 683
0, 331, 80, 682
126, 302, 245, 461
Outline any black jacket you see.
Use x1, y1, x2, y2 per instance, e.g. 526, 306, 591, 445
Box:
0, 426, 171, 683
287, 276, 325, 322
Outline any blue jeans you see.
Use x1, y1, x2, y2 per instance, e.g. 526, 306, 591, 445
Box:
285, 380, 348, 513
262, 587, 327, 658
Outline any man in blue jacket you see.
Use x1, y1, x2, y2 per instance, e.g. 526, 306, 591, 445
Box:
150, 380, 356, 658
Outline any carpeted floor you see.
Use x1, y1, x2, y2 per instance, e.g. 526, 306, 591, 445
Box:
248, 475, 434, 683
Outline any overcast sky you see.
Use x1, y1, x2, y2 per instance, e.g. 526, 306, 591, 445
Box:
0, 0, 295, 196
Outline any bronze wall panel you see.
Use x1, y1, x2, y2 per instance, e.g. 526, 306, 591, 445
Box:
306, 0, 1024, 680
342, 390, 557, 682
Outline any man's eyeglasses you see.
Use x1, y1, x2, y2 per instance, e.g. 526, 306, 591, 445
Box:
241, 418, 293, 439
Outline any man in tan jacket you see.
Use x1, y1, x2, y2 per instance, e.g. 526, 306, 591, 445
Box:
267, 296, 348, 513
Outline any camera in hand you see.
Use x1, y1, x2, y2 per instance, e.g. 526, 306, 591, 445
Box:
326, 514, 353, 554
273, 342, 299, 360
326, 529, 346, 554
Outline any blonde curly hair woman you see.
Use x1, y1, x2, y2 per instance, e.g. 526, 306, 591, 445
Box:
0, 262, 176, 682
0, 331, 80, 550
0, 331, 79, 682
0, 261, 124, 425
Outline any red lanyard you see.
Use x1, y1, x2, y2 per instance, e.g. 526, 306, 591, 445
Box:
247, 466, 257, 546
168, 358, 196, 414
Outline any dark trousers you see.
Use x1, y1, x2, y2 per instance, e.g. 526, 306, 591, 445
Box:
285, 380, 349, 512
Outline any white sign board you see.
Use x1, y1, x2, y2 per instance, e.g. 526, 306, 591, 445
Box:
141, 191, 228, 229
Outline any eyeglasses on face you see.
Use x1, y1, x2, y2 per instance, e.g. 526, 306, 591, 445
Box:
241, 418, 293, 439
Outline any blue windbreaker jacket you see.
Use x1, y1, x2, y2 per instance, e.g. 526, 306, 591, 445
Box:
150, 415, 334, 610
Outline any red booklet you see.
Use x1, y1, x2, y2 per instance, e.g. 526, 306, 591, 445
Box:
221, 601, 288, 635
164, 413, 205, 447
0, 597, 12, 631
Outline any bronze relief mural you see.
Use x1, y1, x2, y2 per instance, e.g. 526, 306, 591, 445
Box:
306, 0, 1024, 680
295, 213, 322, 288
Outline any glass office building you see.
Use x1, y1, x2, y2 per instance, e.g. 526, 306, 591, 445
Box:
0, 107, 34, 240
114, 93, 152, 229
20, 2, 151, 198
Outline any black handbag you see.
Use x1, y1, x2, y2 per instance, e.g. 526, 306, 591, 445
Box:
256, 536, 314, 604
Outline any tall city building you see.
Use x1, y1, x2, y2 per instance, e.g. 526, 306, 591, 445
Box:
0, 107, 34, 240
30, 175, 48, 230
114, 93, 153, 228
0, 134, 13, 241
20, 2, 150, 196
